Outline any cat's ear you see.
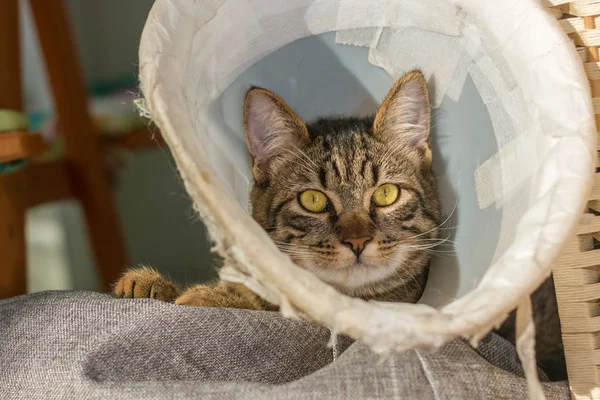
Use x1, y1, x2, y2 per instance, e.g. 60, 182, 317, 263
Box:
243, 87, 309, 184
373, 71, 431, 158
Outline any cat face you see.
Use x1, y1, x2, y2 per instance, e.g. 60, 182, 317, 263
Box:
243, 71, 440, 302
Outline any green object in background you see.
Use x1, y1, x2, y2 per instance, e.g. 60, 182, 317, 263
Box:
0, 109, 30, 174
0, 109, 30, 133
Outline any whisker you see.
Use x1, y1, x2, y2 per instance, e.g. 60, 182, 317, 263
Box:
277, 248, 318, 256
400, 244, 452, 252
420, 249, 457, 255
274, 241, 314, 250
402, 206, 458, 242
401, 238, 456, 247
411, 237, 457, 242
389, 257, 422, 295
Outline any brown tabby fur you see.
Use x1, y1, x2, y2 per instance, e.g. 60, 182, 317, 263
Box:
113, 71, 565, 380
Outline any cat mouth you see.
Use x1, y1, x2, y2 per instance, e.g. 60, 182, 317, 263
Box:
311, 257, 405, 293
340, 261, 379, 270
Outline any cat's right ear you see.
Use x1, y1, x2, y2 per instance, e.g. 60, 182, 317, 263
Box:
243, 87, 309, 184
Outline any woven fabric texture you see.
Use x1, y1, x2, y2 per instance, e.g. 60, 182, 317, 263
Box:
0, 291, 569, 399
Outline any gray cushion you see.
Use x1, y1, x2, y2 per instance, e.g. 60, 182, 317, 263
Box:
0, 291, 569, 399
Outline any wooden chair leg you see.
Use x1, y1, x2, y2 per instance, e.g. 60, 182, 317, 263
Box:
28, 0, 128, 291
0, 0, 22, 111
0, 171, 28, 298
0, 0, 27, 299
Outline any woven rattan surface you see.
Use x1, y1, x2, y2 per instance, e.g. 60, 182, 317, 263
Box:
546, 1, 600, 398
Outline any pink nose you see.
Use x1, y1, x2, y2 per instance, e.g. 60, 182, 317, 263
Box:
342, 236, 373, 257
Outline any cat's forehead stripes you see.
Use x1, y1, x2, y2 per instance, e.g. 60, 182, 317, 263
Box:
308, 121, 381, 193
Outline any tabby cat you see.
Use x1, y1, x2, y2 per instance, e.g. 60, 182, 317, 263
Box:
114, 71, 441, 308
114, 70, 566, 380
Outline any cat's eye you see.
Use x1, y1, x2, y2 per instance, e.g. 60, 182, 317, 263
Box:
372, 183, 400, 207
299, 190, 329, 213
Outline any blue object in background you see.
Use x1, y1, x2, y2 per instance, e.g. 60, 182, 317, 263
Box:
0, 159, 27, 174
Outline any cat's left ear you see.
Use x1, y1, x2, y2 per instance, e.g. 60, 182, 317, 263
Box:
373, 71, 431, 159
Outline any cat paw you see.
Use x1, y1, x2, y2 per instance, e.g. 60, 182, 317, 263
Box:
175, 283, 263, 309
113, 267, 181, 302
175, 285, 224, 307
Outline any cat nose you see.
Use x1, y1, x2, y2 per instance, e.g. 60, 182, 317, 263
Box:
341, 236, 373, 257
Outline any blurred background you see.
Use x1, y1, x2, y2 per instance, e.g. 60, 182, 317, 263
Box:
18, 0, 217, 293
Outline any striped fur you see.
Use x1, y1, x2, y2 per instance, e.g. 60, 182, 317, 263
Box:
248, 72, 441, 302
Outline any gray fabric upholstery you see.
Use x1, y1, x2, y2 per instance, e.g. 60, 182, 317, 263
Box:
0, 291, 569, 399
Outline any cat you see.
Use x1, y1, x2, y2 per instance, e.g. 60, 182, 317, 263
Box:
113, 70, 565, 380
114, 70, 441, 308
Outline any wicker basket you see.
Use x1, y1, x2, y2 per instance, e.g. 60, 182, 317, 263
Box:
546, 1, 600, 398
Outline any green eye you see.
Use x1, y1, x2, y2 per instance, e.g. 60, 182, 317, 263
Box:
372, 184, 400, 207
299, 190, 329, 213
